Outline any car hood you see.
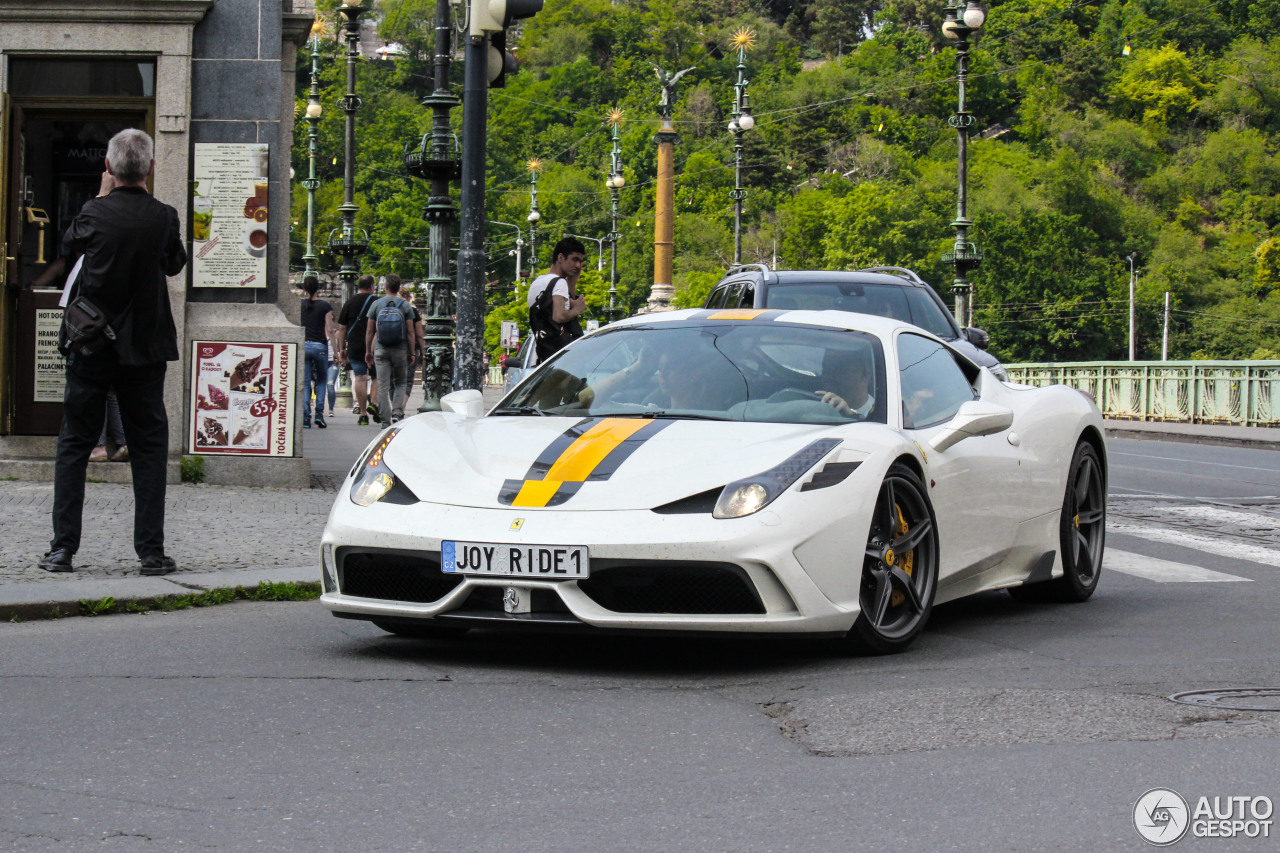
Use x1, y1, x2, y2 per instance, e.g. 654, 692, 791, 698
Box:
376, 413, 886, 511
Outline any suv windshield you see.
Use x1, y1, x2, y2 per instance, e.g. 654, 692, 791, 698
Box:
498, 321, 888, 425
763, 282, 958, 339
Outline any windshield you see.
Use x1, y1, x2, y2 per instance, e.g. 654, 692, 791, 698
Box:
498, 321, 888, 425
763, 281, 958, 339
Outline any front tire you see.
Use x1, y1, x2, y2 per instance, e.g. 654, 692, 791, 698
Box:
846, 463, 939, 655
1010, 440, 1105, 603
371, 619, 470, 639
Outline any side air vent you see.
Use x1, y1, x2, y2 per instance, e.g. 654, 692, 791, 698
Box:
652, 487, 722, 515
800, 461, 861, 492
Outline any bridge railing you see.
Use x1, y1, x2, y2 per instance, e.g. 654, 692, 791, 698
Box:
1003, 361, 1280, 427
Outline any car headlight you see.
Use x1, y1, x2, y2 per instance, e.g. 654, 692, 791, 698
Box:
350, 429, 401, 506
714, 438, 841, 519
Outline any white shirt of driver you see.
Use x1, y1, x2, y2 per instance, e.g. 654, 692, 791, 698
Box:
527, 273, 571, 312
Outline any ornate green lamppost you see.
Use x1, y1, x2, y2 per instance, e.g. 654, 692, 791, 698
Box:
404, 0, 461, 411
604, 108, 625, 321
328, 0, 371, 311
727, 28, 755, 267
526, 159, 541, 273
940, 0, 986, 328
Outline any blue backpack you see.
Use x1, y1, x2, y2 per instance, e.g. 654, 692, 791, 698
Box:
376, 297, 407, 347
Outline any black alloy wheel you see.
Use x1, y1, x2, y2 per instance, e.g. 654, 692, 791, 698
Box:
1010, 440, 1106, 603
371, 619, 470, 639
846, 463, 939, 655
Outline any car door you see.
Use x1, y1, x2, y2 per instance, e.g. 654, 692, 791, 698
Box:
895, 332, 1025, 581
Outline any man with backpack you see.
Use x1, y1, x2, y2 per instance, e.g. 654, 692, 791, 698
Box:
363, 274, 419, 426
528, 237, 587, 362
336, 275, 379, 426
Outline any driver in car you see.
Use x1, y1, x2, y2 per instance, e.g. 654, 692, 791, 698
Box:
815, 350, 874, 419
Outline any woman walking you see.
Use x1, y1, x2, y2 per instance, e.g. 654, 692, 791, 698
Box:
300, 276, 336, 428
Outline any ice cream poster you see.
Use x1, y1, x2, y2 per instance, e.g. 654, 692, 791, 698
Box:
191, 143, 268, 289
189, 341, 295, 456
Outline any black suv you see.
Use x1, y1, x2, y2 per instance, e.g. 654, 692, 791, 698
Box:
704, 265, 1006, 379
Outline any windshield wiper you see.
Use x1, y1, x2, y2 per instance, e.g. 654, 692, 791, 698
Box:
490, 405, 549, 417
639, 411, 731, 421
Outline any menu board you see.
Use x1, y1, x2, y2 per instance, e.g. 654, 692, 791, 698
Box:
191, 143, 269, 289
34, 309, 67, 403
189, 341, 295, 456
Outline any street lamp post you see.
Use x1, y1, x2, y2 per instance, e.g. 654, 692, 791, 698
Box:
328, 1, 370, 315
1128, 252, 1138, 361
488, 220, 525, 282
302, 33, 346, 406
728, 28, 755, 267
605, 108, 625, 322
403, 0, 461, 411
563, 233, 604, 271
940, 1, 985, 329
527, 159, 541, 274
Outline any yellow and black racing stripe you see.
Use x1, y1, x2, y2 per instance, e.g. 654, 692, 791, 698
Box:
689, 308, 788, 321
499, 417, 673, 507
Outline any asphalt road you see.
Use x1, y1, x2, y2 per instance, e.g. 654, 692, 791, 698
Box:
3, 438, 1279, 851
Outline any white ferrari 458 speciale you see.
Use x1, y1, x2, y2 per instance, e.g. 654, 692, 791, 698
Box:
320, 308, 1106, 654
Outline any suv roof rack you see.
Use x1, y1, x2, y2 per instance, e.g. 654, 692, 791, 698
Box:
725, 263, 772, 275
855, 266, 928, 286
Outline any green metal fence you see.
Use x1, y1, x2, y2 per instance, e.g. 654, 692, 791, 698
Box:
1004, 361, 1280, 427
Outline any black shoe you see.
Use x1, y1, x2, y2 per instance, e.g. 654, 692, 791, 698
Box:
140, 555, 178, 576
303, 418, 311, 429
315, 418, 327, 429
38, 549, 74, 573
357, 414, 369, 426
366, 404, 380, 421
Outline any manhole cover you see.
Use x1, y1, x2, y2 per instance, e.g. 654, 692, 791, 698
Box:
1169, 688, 1280, 712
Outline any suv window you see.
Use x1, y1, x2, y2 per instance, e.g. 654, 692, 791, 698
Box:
897, 333, 975, 429
739, 281, 755, 308
762, 282, 957, 339
707, 285, 730, 309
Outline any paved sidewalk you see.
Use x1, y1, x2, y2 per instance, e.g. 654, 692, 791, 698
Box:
1, 383, 509, 620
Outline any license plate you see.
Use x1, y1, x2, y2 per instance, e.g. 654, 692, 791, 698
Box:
441, 541, 590, 578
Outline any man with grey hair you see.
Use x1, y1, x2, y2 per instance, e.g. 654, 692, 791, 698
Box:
39, 128, 187, 575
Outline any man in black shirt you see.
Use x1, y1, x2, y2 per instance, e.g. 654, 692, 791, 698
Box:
337, 275, 378, 426
41, 128, 187, 575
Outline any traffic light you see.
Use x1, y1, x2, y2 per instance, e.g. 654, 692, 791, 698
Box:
486, 31, 519, 88
470, 0, 543, 88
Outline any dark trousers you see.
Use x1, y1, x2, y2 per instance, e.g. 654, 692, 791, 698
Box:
52, 354, 169, 558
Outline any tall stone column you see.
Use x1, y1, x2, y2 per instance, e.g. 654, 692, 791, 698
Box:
649, 117, 677, 311
646, 65, 693, 313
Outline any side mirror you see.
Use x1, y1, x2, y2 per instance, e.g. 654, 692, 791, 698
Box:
441, 389, 485, 418
929, 401, 1014, 452
964, 327, 990, 350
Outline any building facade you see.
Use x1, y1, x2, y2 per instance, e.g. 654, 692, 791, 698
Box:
0, 0, 314, 486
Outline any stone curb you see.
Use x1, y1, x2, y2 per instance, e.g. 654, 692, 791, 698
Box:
1104, 424, 1280, 451
2, 566, 320, 622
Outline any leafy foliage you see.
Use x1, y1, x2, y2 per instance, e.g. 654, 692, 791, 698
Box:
292, 0, 1280, 360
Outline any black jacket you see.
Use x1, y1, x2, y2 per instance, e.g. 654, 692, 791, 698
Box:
62, 186, 187, 365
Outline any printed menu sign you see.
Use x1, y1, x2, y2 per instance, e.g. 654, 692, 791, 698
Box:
189, 341, 295, 456
192, 143, 269, 289
34, 309, 67, 403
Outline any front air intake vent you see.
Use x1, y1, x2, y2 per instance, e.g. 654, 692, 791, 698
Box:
340, 551, 462, 603
652, 487, 722, 515
800, 461, 861, 492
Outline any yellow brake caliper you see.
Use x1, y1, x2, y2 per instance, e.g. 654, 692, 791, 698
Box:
890, 504, 914, 607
